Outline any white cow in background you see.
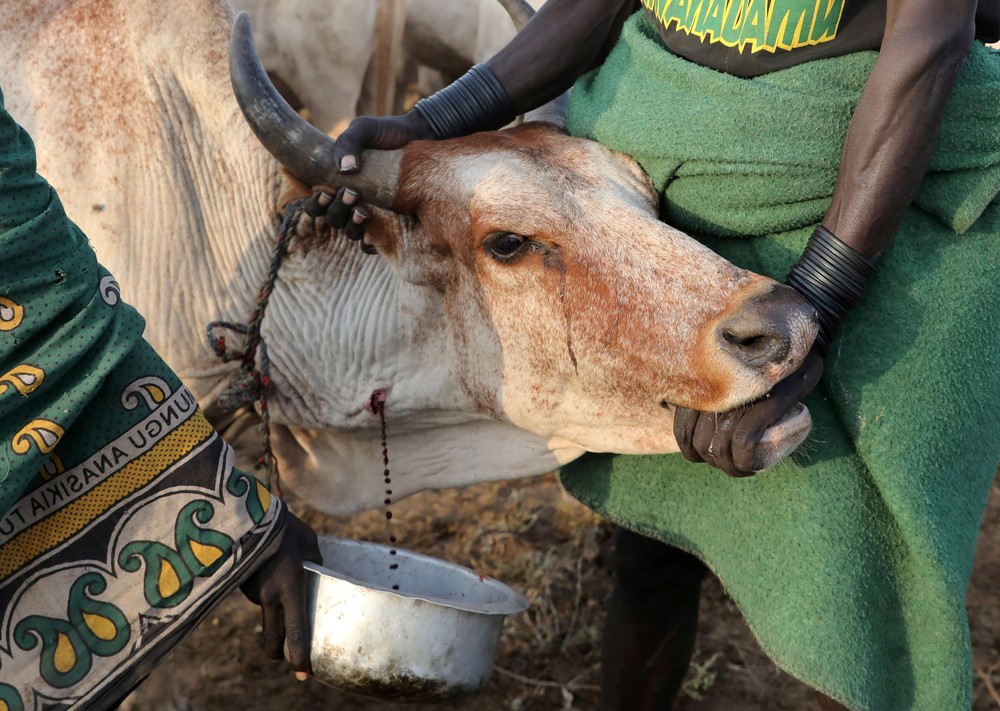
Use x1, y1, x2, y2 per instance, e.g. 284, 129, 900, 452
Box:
230, 0, 544, 133
403, 0, 546, 97
227, 0, 384, 132
0, 0, 816, 517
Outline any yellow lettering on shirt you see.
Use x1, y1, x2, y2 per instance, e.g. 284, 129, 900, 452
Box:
643, 0, 845, 54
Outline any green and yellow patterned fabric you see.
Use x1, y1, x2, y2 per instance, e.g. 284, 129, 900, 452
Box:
0, 88, 285, 709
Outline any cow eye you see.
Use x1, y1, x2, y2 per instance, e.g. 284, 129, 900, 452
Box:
483, 232, 528, 262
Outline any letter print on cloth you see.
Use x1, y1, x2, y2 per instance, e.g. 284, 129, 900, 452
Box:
641, 0, 846, 54
0, 376, 284, 709
0, 91, 284, 709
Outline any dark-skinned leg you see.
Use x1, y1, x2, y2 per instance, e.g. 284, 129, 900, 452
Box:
600, 526, 708, 711
815, 691, 852, 711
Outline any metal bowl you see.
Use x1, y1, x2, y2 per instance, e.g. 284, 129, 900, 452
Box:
302, 535, 529, 702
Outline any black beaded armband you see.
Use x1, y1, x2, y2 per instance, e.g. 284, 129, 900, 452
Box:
413, 64, 516, 140
786, 225, 876, 355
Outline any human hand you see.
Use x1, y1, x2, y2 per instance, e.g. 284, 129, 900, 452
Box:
293, 111, 433, 252
672, 347, 824, 477
334, 110, 434, 174
240, 511, 322, 681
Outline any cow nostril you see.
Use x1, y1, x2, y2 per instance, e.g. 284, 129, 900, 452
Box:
720, 328, 784, 362
717, 284, 811, 367
723, 331, 763, 349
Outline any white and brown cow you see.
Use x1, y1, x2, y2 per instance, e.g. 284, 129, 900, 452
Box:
0, 0, 815, 517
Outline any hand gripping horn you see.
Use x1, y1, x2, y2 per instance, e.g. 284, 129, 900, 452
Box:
229, 12, 402, 208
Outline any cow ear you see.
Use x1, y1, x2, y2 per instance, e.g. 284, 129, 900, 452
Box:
364, 211, 455, 289
610, 151, 659, 211
276, 167, 312, 213
357, 206, 404, 260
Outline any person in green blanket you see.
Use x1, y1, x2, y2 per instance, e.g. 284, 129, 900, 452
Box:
303, 1, 1000, 709
0, 86, 322, 708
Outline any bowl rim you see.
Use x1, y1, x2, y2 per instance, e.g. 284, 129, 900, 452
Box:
304, 537, 530, 616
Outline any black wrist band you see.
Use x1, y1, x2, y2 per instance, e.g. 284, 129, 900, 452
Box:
786, 225, 876, 355
413, 64, 517, 140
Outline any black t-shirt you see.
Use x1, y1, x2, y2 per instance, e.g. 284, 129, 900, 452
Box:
639, 0, 1000, 77
641, 0, 886, 77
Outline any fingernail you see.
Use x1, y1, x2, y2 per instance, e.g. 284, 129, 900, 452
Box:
318, 191, 333, 206
342, 189, 358, 205
340, 155, 358, 173
295, 671, 309, 682
352, 208, 369, 224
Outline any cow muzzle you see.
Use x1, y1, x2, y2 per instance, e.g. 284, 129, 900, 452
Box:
717, 283, 817, 371
704, 281, 818, 411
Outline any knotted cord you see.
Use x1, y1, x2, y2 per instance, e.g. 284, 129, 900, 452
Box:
206, 203, 302, 496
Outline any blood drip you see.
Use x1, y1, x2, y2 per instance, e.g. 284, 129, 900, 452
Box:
371, 390, 400, 591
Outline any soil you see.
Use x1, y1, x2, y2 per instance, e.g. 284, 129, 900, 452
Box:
122, 470, 1000, 711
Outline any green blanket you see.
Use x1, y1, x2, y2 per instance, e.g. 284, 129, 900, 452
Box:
563, 13, 1000, 711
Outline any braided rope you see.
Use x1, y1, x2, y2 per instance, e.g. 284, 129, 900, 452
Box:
206, 204, 302, 496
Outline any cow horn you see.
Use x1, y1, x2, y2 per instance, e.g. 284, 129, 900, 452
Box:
497, 0, 536, 30
496, 0, 569, 129
229, 12, 401, 208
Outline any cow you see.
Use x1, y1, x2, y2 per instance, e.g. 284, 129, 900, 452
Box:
0, 0, 816, 519
227, 0, 394, 131
228, 0, 544, 132
402, 0, 547, 103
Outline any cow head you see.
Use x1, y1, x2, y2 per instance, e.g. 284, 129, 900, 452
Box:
229, 13, 817, 463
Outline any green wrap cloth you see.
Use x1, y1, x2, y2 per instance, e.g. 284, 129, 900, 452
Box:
563, 13, 1000, 711
0, 88, 284, 709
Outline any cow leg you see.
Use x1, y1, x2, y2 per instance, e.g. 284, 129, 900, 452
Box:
600, 526, 708, 711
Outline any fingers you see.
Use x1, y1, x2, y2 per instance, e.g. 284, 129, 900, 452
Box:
675, 406, 763, 477
673, 406, 705, 464
730, 350, 824, 472
259, 593, 285, 662
674, 347, 826, 477
302, 187, 357, 227
334, 116, 380, 174
675, 406, 744, 475
297, 187, 373, 253
280, 573, 313, 679
282, 516, 319, 680
302, 110, 433, 250
730, 398, 789, 473
324, 188, 359, 229
242, 513, 320, 681
693, 410, 745, 478
258, 581, 312, 681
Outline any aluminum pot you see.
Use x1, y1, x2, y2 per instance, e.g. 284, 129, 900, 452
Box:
302, 535, 529, 703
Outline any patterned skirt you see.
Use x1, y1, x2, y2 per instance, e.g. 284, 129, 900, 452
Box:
0, 88, 285, 709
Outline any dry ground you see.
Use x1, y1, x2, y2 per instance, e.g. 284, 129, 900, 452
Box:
123, 470, 1000, 711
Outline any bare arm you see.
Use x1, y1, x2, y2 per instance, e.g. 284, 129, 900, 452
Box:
331, 0, 638, 173
824, 0, 978, 260
487, 0, 640, 114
